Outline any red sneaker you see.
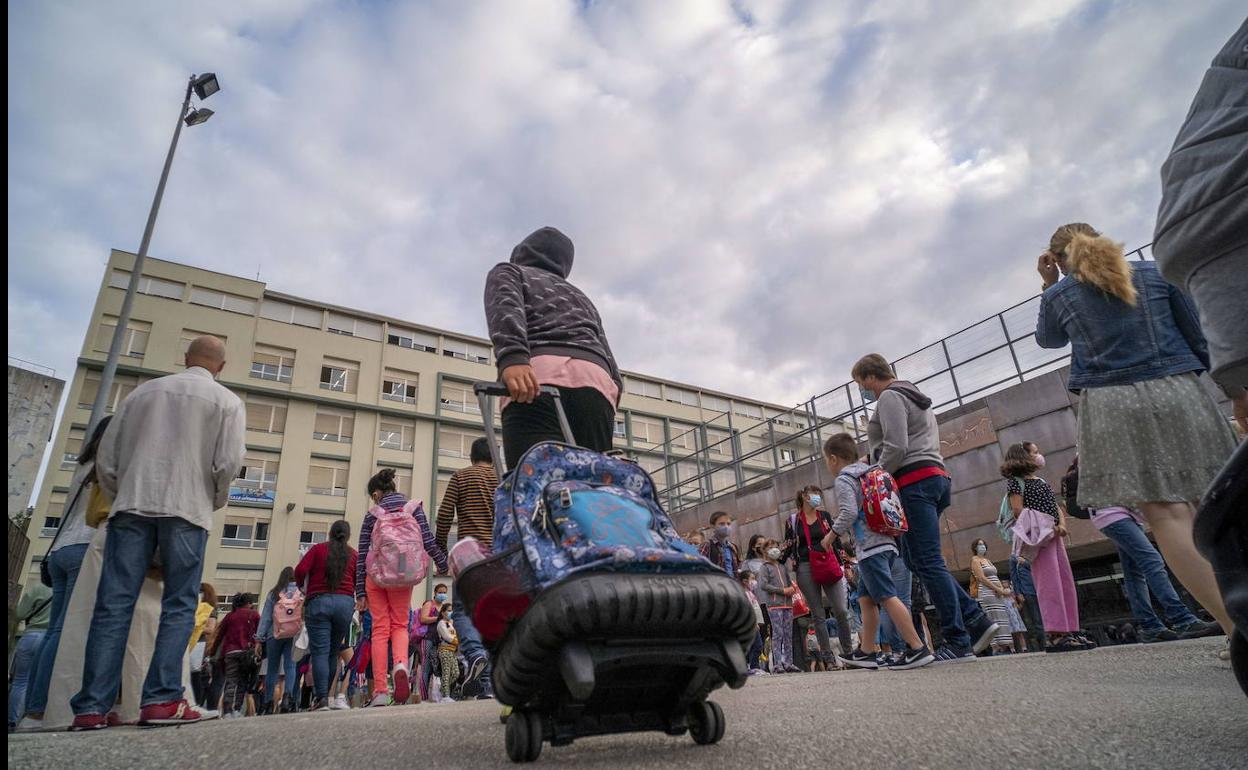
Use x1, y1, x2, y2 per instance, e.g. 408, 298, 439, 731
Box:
138, 700, 209, 726
392, 664, 411, 705
70, 713, 109, 731
107, 711, 133, 727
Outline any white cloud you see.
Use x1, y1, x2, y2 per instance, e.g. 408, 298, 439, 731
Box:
8, 0, 1244, 426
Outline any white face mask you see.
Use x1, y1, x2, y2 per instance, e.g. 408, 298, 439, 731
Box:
976, 544, 987, 555
767, 548, 782, 560
748, 579, 758, 590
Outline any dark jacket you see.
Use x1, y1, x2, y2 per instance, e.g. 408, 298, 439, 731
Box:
1036, 262, 1209, 391
484, 227, 622, 397
699, 538, 741, 576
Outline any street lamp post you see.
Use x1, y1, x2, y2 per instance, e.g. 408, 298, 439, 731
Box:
87, 73, 220, 434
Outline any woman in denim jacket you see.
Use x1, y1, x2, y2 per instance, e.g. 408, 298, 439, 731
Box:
1035, 222, 1240, 638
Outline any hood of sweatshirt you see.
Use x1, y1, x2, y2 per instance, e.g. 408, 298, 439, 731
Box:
510, 227, 574, 278
885, 380, 932, 410
839, 461, 872, 480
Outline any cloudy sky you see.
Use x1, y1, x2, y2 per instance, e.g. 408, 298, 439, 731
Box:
8, 0, 1242, 416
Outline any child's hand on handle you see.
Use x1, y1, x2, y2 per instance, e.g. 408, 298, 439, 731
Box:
355, 596, 368, 613
502, 364, 540, 404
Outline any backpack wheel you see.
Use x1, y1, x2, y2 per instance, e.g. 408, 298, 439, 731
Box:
505, 708, 543, 762
688, 700, 725, 745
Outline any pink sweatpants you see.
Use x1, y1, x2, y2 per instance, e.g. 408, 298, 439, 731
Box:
1031, 536, 1080, 633
365, 577, 413, 693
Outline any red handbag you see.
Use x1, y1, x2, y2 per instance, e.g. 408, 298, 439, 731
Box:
791, 581, 810, 618
799, 511, 844, 585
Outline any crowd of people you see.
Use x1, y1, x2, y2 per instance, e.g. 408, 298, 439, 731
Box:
8, 194, 1246, 729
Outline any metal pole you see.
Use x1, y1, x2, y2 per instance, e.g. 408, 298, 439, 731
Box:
87, 76, 196, 434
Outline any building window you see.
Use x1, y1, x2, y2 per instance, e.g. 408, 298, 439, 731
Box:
438, 382, 480, 414
441, 338, 490, 365
307, 461, 350, 496
109, 269, 185, 300
780, 448, 796, 464
189, 286, 257, 315
378, 420, 415, 451
222, 519, 254, 547
78, 372, 139, 412
613, 417, 626, 439
313, 408, 354, 443
625, 377, 662, 400
62, 427, 86, 469
630, 415, 664, 448
259, 298, 323, 328
665, 387, 699, 407
381, 369, 419, 405
93, 316, 151, 358
669, 423, 696, 452
327, 312, 382, 341
299, 527, 329, 555
41, 515, 62, 538
180, 329, 228, 355
733, 401, 764, 419
245, 397, 287, 434
232, 454, 279, 504
702, 395, 730, 413
704, 428, 732, 458
250, 344, 295, 384
376, 467, 413, 497
319, 357, 359, 394
437, 428, 483, 459
387, 326, 438, 353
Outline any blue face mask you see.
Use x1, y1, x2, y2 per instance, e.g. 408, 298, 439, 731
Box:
808, 494, 823, 508
859, 387, 877, 404
435, 593, 447, 604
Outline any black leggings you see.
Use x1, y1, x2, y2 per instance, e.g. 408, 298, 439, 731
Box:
501, 387, 614, 469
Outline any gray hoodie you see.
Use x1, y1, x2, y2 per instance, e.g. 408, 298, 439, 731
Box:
830, 462, 898, 559
865, 381, 944, 477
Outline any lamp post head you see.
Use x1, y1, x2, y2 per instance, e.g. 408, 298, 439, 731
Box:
192, 72, 220, 100
184, 107, 214, 127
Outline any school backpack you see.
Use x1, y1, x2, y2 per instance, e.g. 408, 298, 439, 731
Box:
491, 443, 710, 592
366, 498, 430, 588
859, 465, 908, 537
272, 588, 305, 640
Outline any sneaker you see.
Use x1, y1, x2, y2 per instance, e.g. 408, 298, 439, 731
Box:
333, 694, 351, 710
191, 709, 217, 722
968, 616, 1002, 654
1218, 639, 1231, 661
1139, 627, 1179, 644
70, 713, 109, 731
888, 646, 935, 671
459, 655, 487, 696
392, 664, 411, 705
1175, 620, 1223, 640
367, 693, 390, 708
309, 697, 329, 712
138, 700, 210, 727
837, 648, 881, 670
931, 645, 977, 665
15, 716, 43, 733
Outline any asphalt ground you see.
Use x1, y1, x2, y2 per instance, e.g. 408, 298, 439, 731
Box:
9, 638, 1246, 770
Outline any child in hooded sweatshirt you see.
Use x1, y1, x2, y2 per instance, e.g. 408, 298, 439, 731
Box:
485, 227, 622, 468
823, 433, 934, 671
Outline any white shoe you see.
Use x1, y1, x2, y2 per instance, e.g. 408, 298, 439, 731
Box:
15, 716, 44, 732
367, 693, 390, 708
333, 694, 351, 710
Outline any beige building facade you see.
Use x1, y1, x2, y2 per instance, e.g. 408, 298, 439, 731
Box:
22, 250, 810, 607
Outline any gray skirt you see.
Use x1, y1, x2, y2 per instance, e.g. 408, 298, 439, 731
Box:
1077, 372, 1237, 508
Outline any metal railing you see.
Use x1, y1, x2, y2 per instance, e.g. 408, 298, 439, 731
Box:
652, 244, 1153, 514
7, 356, 56, 378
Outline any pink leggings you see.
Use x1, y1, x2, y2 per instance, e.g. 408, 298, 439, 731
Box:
1031, 536, 1080, 633
365, 578, 413, 693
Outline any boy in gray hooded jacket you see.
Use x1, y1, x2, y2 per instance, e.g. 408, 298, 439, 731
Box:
824, 433, 933, 671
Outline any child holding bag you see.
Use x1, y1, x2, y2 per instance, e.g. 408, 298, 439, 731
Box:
759, 540, 800, 673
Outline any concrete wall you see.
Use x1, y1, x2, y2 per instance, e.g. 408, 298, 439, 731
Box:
8, 364, 65, 520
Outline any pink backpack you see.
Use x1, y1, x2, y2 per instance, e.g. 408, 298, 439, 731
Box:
365, 499, 430, 587
273, 588, 304, 640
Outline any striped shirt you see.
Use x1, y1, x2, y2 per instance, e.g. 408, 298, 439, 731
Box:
355, 492, 447, 598
436, 463, 499, 553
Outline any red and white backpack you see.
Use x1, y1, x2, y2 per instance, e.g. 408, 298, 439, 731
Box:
859, 465, 908, 537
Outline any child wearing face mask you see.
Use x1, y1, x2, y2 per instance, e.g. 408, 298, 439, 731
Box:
699, 511, 741, 577
436, 604, 460, 701
759, 540, 800, 673
738, 570, 768, 675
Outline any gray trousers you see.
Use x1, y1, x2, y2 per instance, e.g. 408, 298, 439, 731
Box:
795, 563, 853, 657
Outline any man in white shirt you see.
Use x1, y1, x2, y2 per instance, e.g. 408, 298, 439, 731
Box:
70, 336, 245, 729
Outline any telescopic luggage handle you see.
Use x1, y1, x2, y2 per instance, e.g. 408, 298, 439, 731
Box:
473, 382, 576, 478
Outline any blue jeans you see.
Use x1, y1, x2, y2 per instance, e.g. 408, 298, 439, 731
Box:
304, 593, 353, 698
747, 628, 764, 669
452, 594, 490, 679
25, 542, 89, 716
1009, 554, 1037, 596
896, 475, 985, 650
263, 637, 297, 706
9, 631, 45, 725
71, 514, 207, 715
1102, 519, 1200, 632
880, 555, 913, 650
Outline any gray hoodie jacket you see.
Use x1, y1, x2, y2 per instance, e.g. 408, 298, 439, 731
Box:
865, 381, 944, 477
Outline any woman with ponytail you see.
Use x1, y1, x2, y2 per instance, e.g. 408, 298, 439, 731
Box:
1035, 223, 1238, 640
295, 519, 356, 711
355, 468, 446, 707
